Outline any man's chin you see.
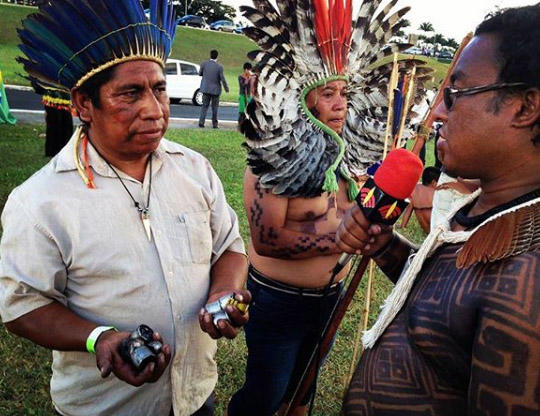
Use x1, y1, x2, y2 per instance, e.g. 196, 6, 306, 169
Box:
440, 165, 461, 179
325, 119, 345, 134
329, 125, 343, 135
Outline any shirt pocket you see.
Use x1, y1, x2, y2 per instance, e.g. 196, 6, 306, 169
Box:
171, 209, 213, 264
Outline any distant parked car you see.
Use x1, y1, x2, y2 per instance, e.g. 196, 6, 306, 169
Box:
210, 20, 235, 32
437, 50, 454, 60
403, 46, 423, 55
178, 15, 208, 29
234, 23, 248, 34
165, 59, 203, 106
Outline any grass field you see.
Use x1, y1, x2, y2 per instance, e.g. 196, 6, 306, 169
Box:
0, 122, 433, 415
0, 3, 257, 102
0, 3, 450, 102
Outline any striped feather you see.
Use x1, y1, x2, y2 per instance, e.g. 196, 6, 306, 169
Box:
17, 0, 176, 91
242, 0, 432, 196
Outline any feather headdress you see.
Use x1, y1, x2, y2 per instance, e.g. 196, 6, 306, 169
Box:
17, 0, 177, 92
241, 0, 433, 199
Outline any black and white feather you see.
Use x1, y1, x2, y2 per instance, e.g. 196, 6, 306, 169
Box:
241, 0, 433, 197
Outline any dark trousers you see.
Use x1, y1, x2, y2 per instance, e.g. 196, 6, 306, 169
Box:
198, 93, 220, 127
45, 106, 73, 157
228, 268, 342, 416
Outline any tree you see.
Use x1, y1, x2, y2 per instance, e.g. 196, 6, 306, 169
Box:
176, 0, 236, 21
140, 0, 235, 22
446, 38, 459, 49
400, 19, 411, 29
432, 33, 446, 45
418, 22, 434, 33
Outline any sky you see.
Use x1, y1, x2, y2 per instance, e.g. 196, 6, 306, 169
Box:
221, 0, 538, 41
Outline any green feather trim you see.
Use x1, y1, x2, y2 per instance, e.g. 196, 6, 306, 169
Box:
343, 168, 359, 201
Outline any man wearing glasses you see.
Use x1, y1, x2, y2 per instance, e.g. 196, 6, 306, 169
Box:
338, 5, 539, 415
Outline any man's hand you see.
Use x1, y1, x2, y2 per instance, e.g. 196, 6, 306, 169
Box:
336, 205, 393, 255
95, 330, 171, 387
199, 290, 251, 340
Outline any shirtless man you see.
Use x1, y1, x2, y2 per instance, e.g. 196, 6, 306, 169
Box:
338, 5, 540, 414
228, 80, 353, 416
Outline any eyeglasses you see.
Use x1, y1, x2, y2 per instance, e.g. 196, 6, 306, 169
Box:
443, 82, 528, 110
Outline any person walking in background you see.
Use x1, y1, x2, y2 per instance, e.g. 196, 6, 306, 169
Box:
198, 50, 229, 129
238, 62, 253, 127
32, 82, 74, 157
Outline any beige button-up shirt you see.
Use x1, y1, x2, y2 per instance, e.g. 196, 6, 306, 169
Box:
0, 134, 245, 416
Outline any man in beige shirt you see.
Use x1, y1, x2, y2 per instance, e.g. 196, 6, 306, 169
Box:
0, 2, 248, 415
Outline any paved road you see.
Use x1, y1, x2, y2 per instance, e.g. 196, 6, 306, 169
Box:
5, 87, 239, 122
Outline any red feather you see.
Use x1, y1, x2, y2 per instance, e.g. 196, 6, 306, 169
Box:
313, 0, 352, 74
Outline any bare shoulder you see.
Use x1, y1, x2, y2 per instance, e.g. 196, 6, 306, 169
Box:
243, 168, 283, 206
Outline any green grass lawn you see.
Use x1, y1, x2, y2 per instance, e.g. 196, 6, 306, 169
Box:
0, 123, 431, 415
0, 4, 450, 103
0, 3, 257, 102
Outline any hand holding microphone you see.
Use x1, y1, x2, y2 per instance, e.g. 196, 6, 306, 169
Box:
335, 149, 423, 271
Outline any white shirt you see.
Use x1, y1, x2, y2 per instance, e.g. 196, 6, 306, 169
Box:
0, 133, 245, 416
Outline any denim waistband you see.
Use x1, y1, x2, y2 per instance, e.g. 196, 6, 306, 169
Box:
248, 265, 343, 297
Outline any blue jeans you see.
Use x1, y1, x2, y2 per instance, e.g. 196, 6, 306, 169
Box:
228, 267, 342, 416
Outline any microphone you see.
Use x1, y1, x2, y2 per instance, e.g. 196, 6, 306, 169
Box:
333, 149, 423, 276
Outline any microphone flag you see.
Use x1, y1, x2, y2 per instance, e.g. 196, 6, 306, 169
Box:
358, 177, 408, 225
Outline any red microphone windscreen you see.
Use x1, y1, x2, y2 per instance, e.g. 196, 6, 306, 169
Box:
373, 149, 423, 200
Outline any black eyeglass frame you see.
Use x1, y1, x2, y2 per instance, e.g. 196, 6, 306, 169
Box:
443, 82, 529, 110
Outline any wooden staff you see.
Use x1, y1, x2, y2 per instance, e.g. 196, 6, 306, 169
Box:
342, 54, 409, 392
400, 33, 474, 229
345, 260, 374, 387
383, 53, 400, 158
395, 66, 417, 149
284, 255, 371, 416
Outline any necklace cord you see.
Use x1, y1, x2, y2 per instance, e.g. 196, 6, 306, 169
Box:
455, 188, 540, 228
86, 136, 153, 213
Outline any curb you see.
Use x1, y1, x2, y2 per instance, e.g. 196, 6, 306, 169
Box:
9, 109, 239, 130
5, 84, 238, 107
5, 84, 33, 91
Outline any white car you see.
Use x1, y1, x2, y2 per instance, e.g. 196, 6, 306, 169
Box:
403, 46, 423, 55
165, 59, 203, 106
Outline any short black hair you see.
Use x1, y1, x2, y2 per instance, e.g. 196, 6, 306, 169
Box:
421, 166, 441, 185
475, 4, 539, 88
76, 65, 118, 108
243, 62, 252, 70
210, 50, 218, 59
475, 4, 540, 144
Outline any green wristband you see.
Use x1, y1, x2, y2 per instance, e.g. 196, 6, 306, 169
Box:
86, 326, 117, 354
